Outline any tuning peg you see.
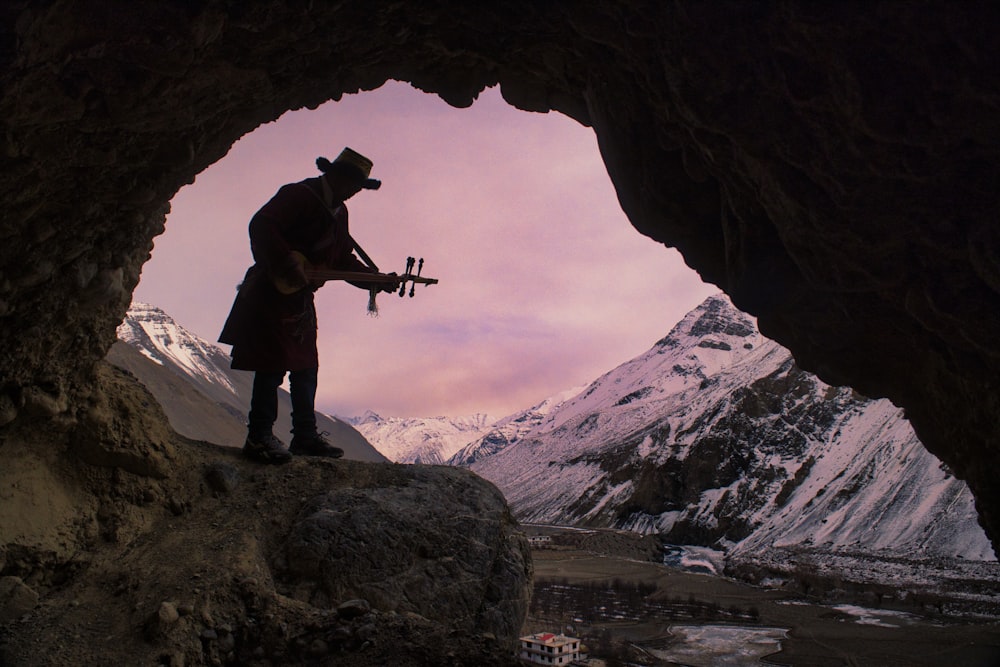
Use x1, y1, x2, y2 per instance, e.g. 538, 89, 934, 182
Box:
409, 258, 424, 297
400, 256, 414, 297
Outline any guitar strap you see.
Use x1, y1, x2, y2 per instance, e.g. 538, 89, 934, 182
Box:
306, 179, 382, 315
306, 180, 380, 271
349, 236, 379, 272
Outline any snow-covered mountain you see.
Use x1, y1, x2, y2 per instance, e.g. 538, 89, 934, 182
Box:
352, 386, 587, 465
350, 411, 496, 464
116, 302, 242, 408
462, 295, 995, 567
448, 387, 584, 467
110, 303, 385, 462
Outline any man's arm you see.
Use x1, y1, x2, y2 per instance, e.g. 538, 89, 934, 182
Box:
249, 184, 319, 290
248, 184, 317, 270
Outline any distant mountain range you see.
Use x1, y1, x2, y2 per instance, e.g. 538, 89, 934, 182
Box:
110, 303, 385, 462
348, 411, 496, 465
351, 386, 586, 466
112, 298, 996, 582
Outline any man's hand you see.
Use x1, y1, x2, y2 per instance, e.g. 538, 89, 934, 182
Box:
277, 253, 309, 291
380, 272, 400, 293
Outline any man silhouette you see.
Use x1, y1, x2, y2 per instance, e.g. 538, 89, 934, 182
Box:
219, 148, 395, 463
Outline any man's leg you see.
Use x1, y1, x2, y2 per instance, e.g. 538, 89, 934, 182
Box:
244, 370, 291, 464
288, 367, 343, 458
288, 367, 318, 437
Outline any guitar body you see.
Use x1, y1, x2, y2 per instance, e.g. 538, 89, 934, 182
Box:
270, 251, 315, 295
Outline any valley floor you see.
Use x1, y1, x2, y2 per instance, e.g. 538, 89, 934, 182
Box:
524, 548, 1000, 666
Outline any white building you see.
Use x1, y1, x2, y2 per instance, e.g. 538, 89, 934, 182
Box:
519, 632, 581, 665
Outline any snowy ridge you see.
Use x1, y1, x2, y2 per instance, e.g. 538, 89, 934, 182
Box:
448, 386, 585, 467
464, 294, 994, 564
356, 386, 587, 465
732, 398, 988, 558
351, 411, 496, 464
117, 303, 236, 395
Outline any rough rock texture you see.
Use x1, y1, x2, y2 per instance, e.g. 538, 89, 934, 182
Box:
0, 0, 998, 576
280, 469, 529, 642
0, 577, 38, 625
0, 364, 530, 666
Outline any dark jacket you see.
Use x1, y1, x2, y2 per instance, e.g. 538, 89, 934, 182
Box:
218, 177, 372, 371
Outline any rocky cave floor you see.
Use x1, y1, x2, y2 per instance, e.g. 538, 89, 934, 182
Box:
0, 447, 520, 666
0, 367, 523, 667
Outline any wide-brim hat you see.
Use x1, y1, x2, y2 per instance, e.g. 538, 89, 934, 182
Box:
323, 147, 381, 190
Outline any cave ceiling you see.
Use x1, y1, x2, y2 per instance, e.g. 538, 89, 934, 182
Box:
2, 2, 1000, 546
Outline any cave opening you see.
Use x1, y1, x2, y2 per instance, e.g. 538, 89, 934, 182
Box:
132, 81, 716, 421
4, 8, 1000, 663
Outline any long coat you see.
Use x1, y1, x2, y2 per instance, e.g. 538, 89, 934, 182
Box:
218, 177, 373, 372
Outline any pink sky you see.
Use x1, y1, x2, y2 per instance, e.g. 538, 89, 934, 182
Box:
134, 81, 717, 419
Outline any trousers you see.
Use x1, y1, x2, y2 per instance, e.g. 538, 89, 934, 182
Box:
247, 368, 318, 438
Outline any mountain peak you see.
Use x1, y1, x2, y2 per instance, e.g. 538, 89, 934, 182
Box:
124, 301, 167, 317
351, 410, 383, 425
656, 293, 756, 349
686, 294, 756, 338
118, 302, 235, 394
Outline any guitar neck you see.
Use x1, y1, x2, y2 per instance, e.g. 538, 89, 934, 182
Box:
305, 269, 438, 285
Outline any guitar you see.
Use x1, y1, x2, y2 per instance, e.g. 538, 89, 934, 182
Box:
272, 251, 439, 295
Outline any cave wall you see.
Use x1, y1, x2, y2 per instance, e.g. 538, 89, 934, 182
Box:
2, 2, 1000, 547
